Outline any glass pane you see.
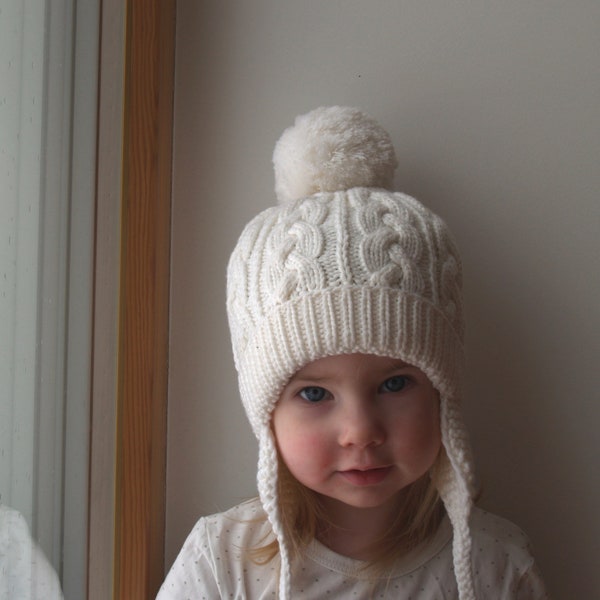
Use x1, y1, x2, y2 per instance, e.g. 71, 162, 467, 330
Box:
0, 2, 98, 598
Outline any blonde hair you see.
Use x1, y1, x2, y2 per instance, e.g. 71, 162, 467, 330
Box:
248, 449, 446, 574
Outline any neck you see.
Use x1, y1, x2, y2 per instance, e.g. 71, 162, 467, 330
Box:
316, 493, 402, 560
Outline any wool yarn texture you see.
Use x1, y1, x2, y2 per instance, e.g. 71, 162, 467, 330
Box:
226, 106, 477, 600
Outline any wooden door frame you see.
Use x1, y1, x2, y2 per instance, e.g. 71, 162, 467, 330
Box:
89, 1, 176, 598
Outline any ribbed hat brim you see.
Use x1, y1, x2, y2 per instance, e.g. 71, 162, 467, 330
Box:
237, 285, 464, 435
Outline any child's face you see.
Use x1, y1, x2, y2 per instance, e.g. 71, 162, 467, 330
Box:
272, 353, 441, 513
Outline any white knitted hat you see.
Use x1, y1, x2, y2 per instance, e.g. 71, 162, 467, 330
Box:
226, 106, 476, 599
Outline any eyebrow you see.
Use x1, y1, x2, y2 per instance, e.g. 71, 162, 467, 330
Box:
288, 373, 332, 385
385, 359, 413, 370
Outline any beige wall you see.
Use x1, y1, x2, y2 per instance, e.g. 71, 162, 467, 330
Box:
167, 2, 600, 597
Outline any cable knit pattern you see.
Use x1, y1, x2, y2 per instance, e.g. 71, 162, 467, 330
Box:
357, 191, 425, 292
228, 191, 466, 430
226, 107, 477, 600
266, 198, 329, 304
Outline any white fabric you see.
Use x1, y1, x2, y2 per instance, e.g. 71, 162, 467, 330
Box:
157, 499, 548, 600
273, 106, 397, 203
0, 504, 63, 600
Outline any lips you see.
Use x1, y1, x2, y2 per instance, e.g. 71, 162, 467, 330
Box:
338, 466, 393, 486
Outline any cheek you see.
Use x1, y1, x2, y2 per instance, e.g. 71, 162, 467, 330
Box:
272, 411, 331, 475
390, 402, 441, 462
413, 420, 441, 463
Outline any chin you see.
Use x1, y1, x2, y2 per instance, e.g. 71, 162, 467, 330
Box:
323, 489, 403, 511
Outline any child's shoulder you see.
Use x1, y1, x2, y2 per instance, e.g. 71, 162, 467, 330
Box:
470, 506, 535, 557
158, 499, 278, 598
187, 497, 272, 549
202, 497, 266, 524
470, 508, 535, 577
469, 506, 548, 597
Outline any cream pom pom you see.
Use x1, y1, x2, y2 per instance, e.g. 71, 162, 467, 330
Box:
273, 106, 398, 204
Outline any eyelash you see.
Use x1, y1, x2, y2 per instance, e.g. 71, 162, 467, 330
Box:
297, 375, 412, 403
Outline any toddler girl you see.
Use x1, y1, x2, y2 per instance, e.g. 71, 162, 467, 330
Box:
157, 106, 548, 599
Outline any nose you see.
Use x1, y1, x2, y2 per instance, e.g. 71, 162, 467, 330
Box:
337, 398, 385, 448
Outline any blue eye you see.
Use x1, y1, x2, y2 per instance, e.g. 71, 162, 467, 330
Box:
299, 386, 328, 403
380, 376, 409, 393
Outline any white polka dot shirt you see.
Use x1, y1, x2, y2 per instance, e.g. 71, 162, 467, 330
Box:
157, 499, 548, 599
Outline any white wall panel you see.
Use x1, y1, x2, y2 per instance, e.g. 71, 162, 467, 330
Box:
169, 3, 600, 598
